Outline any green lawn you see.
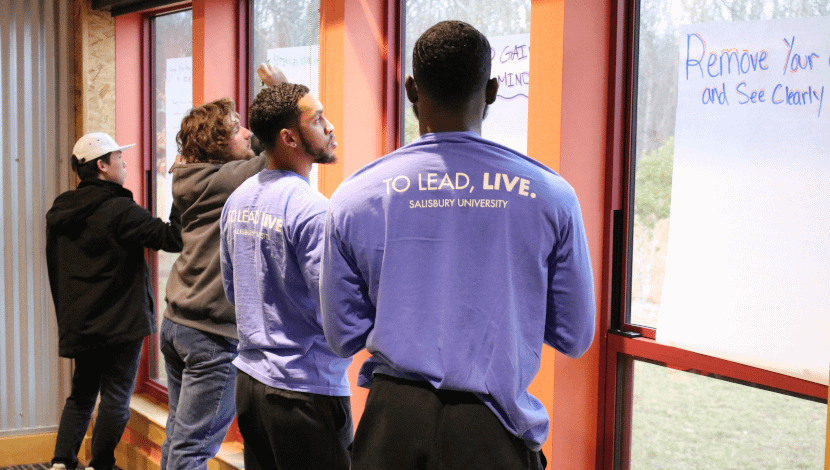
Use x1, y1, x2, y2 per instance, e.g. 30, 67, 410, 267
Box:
630, 361, 827, 470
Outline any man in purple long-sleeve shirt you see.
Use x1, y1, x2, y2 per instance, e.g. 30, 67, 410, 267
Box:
320, 20, 596, 470
220, 83, 352, 470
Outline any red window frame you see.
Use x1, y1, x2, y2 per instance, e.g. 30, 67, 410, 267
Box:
132, 0, 251, 406
133, 2, 193, 404
600, 1, 829, 468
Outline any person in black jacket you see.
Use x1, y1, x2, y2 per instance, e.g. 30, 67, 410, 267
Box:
46, 132, 183, 470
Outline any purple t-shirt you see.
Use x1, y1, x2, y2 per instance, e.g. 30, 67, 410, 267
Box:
321, 131, 595, 450
220, 169, 350, 396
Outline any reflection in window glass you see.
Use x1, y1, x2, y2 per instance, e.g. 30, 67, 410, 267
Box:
150, 9, 193, 385
402, 0, 531, 148
630, 360, 827, 469
251, 0, 320, 185
628, 1, 830, 328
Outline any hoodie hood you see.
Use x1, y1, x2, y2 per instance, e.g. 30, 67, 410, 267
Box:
169, 161, 222, 209
46, 179, 132, 235
169, 153, 266, 216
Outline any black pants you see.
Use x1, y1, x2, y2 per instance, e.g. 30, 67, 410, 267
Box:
235, 370, 353, 470
52, 339, 144, 470
352, 374, 547, 470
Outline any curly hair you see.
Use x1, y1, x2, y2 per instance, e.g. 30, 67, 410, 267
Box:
176, 98, 238, 164
412, 20, 491, 106
248, 83, 310, 152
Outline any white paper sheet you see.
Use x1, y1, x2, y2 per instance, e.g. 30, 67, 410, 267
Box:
164, 57, 193, 218
483, 34, 530, 154
658, 16, 830, 385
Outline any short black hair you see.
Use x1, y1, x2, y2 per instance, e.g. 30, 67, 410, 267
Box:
412, 20, 492, 105
248, 83, 310, 151
71, 152, 111, 180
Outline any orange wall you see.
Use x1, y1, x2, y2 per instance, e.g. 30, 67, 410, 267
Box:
550, 1, 611, 468
115, 13, 144, 203
341, 0, 390, 177
318, 0, 346, 197
526, 1, 611, 467
318, 0, 393, 423
193, 0, 239, 105
318, 0, 393, 195
526, 0, 565, 461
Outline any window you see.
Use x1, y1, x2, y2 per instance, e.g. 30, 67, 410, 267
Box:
607, 0, 829, 467
400, 0, 531, 150
628, 360, 826, 469
148, 8, 193, 386
250, 0, 320, 97
628, 1, 830, 350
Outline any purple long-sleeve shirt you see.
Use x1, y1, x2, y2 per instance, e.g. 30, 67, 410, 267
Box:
221, 170, 350, 396
321, 131, 595, 450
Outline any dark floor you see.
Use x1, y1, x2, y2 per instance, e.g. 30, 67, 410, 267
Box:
0, 465, 122, 470
0, 465, 52, 470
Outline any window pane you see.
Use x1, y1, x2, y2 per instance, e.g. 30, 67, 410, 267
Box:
151, 9, 193, 385
251, 0, 320, 96
251, 0, 321, 186
401, 0, 531, 148
629, 1, 830, 329
630, 360, 827, 469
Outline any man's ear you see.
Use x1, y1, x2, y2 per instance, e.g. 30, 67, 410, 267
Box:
96, 158, 107, 173
404, 76, 418, 104
485, 77, 498, 105
279, 127, 299, 149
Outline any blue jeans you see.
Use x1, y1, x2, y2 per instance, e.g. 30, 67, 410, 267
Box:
160, 318, 238, 470
52, 339, 144, 470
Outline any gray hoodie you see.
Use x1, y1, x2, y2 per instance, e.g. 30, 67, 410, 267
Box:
164, 153, 266, 338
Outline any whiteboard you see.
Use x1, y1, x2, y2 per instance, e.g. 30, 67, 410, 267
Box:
483, 34, 530, 154
657, 16, 830, 384
164, 57, 193, 218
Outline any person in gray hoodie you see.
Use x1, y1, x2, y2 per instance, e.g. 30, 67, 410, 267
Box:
160, 64, 285, 470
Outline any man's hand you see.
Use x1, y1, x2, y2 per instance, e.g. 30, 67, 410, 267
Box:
257, 63, 287, 87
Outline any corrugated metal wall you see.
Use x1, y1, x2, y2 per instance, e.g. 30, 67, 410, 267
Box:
0, 0, 74, 436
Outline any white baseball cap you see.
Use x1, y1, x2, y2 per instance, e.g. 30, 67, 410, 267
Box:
72, 132, 135, 164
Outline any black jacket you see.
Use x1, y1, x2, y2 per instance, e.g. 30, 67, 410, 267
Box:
46, 179, 183, 357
